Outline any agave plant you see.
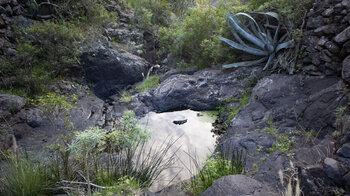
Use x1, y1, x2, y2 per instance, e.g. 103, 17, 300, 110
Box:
219, 12, 294, 70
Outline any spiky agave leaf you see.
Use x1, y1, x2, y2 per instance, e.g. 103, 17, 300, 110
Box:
220, 12, 293, 70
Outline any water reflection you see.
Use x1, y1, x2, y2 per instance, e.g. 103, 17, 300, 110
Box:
138, 110, 217, 192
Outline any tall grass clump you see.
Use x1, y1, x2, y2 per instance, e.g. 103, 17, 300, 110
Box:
186, 150, 246, 195
0, 157, 58, 196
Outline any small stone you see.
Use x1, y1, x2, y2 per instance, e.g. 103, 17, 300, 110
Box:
344, 40, 350, 53
315, 25, 336, 35
0, 0, 10, 5
307, 16, 325, 29
12, 5, 21, 15
344, 172, 350, 187
303, 65, 319, 72
337, 143, 350, 158
343, 55, 350, 83
342, 0, 350, 9
343, 13, 350, 24
335, 3, 343, 9
325, 41, 340, 53
322, 8, 334, 17
323, 158, 343, 185
10, 0, 17, 6
312, 53, 322, 65
4, 5, 12, 16
0, 15, 5, 28
341, 10, 348, 15
318, 36, 328, 46
334, 26, 350, 43
320, 50, 332, 62
0, 6, 5, 14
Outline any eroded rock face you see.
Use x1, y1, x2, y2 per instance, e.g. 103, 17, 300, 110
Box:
82, 46, 150, 99
215, 74, 348, 194
201, 175, 277, 196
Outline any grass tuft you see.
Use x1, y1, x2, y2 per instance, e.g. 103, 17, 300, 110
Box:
186, 150, 246, 195
134, 75, 160, 93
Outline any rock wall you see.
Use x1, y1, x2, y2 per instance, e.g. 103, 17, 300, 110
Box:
0, 0, 29, 57
302, 0, 350, 78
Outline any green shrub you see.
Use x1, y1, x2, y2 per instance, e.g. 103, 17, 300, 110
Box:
249, 0, 311, 30
93, 176, 141, 196
28, 0, 117, 28
134, 75, 160, 93
186, 151, 246, 195
159, 1, 247, 68
1, 21, 83, 96
130, 0, 173, 29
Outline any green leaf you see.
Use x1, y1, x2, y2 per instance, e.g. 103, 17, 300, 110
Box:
218, 36, 268, 56
222, 57, 268, 69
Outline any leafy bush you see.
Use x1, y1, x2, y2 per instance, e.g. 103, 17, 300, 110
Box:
249, 0, 311, 30
124, 0, 173, 29
94, 176, 141, 196
134, 75, 160, 93
159, 1, 247, 68
0, 22, 84, 96
186, 151, 246, 195
219, 12, 293, 70
28, 0, 117, 28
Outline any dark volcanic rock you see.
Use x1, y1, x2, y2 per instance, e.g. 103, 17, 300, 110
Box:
343, 55, 350, 83
216, 74, 347, 192
0, 93, 26, 118
334, 26, 350, 43
151, 67, 261, 112
82, 46, 150, 99
201, 175, 276, 196
337, 143, 350, 158
323, 158, 344, 185
3, 81, 106, 151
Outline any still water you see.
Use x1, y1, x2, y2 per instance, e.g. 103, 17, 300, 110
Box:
139, 110, 217, 192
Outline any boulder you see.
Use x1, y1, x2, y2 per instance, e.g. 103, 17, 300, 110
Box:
0, 93, 26, 118
322, 7, 334, 17
151, 67, 261, 112
20, 108, 45, 128
342, 55, 350, 83
82, 46, 150, 99
201, 175, 276, 196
